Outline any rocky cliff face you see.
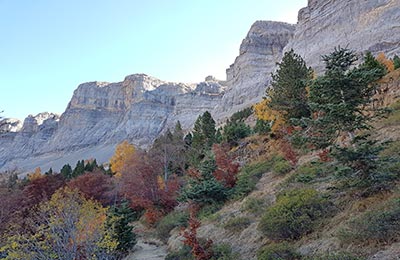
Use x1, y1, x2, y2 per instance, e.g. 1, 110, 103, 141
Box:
1, 0, 399, 173
213, 21, 295, 122
285, 0, 400, 72
0, 75, 224, 172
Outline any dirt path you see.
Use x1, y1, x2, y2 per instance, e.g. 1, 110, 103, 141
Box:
125, 239, 168, 260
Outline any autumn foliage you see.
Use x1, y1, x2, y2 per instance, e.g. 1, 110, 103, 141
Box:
67, 170, 114, 206
109, 140, 135, 177
212, 144, 239, 188
183, 205, 214, 260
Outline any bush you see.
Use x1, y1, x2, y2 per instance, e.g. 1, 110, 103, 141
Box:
197, 202, 224, 220
259, 188, 333, 241
339, 198, 400, 245
223, 121, 252, 145
273, 158, 292, 175
223, 216, 251, 233
381, 101, 400, 127
257, 242, 301, 260
230, 161, 271, 200
156, 210, 189, 242
211, 243, 240, 260
289, 161, 328, 183
242, 197, 267, 215
254, 119, 271, 135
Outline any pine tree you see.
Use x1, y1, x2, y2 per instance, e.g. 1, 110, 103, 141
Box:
107, 200, 137, 254
307, 47, 380, 148
72, 160, 85, 178
393, 55, 400, 70
269, 49, 313, 121
60, 164, 73, 179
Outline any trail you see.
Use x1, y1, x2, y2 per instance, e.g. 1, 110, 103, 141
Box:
125, 238, 168, 260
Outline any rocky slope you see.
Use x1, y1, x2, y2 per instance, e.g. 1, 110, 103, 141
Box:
1, 0, 400, 173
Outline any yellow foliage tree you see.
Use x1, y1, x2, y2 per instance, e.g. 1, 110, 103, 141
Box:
376, 52, 394, 72
27, 167, 43, 181
0, 187, 118, 259
253, 98, 286, 132
109, 140, 135, 177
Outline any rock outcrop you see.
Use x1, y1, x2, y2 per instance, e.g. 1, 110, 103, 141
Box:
1, 0, 400, 173
0, 75, 224, 172
213, 21, 295, 122
285, 0, 400, 72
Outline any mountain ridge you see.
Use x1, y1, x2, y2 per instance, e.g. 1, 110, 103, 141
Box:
1, 0, 400, 173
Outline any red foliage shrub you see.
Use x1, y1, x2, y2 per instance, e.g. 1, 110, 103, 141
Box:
212, 144, 239, 188
67, 170, 114, 206
280, 141, 298, 166
318, 148, 332, 162
183, 205, 213, 260
23, 174, 65, 208
120, 151, 179, 224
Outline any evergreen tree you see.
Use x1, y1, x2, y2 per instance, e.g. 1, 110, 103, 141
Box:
107, 200, 137, 254
72, 160, 85, 178
269, 49, 313, 121
222, 120, 251, 146
192, 111, 216, 151
393, 55, 400, 70
60, 164, 73, 179
307, 47, 380, 148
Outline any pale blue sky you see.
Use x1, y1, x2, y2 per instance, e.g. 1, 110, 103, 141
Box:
0, 0, 307, 120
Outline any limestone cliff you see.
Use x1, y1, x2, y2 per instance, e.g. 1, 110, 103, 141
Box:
1, 0, 400, 173
213, 21, 295, 122
285, 0, 400, 72
0, 75, 224, 172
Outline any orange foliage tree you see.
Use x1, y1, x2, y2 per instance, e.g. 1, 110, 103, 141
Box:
109, 140, 135, 177
120, 151, 180, 225
376, 52, 394, 72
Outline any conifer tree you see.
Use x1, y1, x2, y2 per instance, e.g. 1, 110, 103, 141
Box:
269, 49, 313, 121
393, 55, 400, 70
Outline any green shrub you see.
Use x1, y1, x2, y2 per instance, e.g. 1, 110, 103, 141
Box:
242, 197, 267, 215
254, 119, 271, 135
257, 242, 301, 260
211, 243, 240, 260
156, 210, 189, 242
230, 161, 271, 200
198, 202, 224, 220
223, 120, 252, 145
289, 161, 327, 183
259, 188, 333, 241
223, 217, 251, 233
339, 198, 400, 245
165, 245, 194, 260
273, 159, 292, 175
166, 243, 239, 260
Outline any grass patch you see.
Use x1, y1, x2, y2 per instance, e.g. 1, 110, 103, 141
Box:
257, 242, 300, 260
230, 160, 271, 200
339, 197, 400, 245
381, 100, 400, 127
197, 202, 224, 220
242, 197, 268, 215
288, 161, 332, 184
222, 216, 251, 233
156, 210, 189, 242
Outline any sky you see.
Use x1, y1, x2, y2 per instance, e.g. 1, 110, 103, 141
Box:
0, 0, 307, 120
